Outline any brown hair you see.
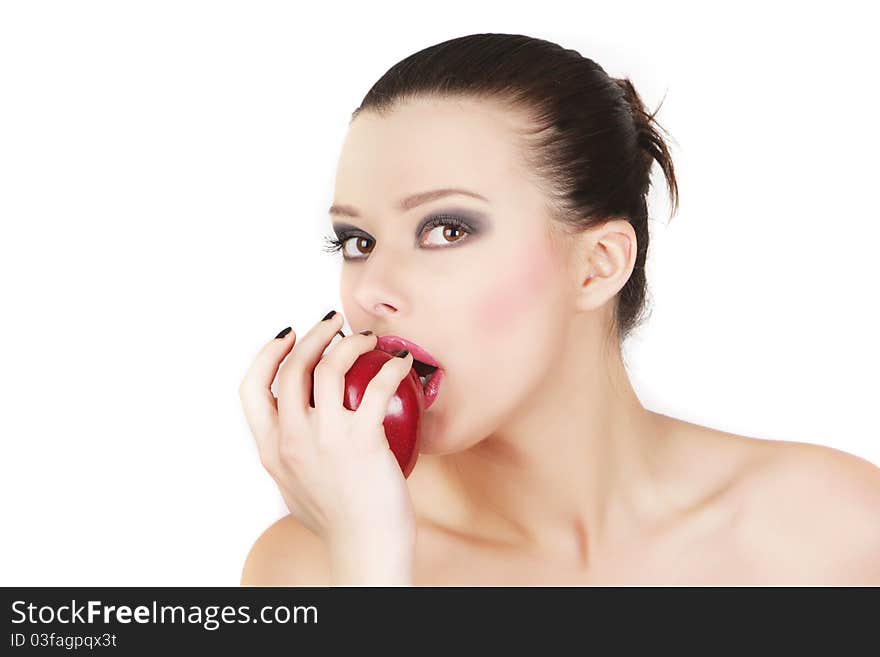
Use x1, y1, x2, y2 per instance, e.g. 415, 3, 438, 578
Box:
351, 33, 679, 342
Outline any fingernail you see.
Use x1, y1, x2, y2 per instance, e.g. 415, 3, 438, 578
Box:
336, 330, 346, 339
275, 326, 292, 339
359, 330, 374, 336
322, 310, 337, 321
395, 349, 409, 358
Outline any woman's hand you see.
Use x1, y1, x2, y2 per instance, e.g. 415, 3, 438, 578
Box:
238, 311, 417, 585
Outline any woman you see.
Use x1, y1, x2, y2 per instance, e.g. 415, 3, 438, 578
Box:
238, 33, 880, 586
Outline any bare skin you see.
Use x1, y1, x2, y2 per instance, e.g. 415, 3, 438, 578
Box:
243, 419, 880, 586
241, 96, 880, 586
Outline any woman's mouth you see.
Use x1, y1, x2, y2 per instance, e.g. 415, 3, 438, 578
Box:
412, 360, 443, 410
418, 366, 444, 410
375, 334, 444, 410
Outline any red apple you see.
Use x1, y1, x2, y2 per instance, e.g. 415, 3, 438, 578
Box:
309, 349, 424, 478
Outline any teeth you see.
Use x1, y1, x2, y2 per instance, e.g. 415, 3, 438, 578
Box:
418, 370, 435, 390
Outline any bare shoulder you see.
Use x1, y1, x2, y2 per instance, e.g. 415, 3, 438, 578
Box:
735, 437, 880, 584
240, 514, 331, 587
657, 414, 880, 583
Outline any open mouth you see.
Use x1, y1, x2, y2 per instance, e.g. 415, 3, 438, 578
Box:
412, 358, 439, 392
374, 334, 444, 409
413, 359, 444, 410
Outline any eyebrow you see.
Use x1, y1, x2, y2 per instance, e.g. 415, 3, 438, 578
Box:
328, 188, 489, 218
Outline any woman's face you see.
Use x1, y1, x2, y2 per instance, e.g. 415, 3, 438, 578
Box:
330, 96, 576, 454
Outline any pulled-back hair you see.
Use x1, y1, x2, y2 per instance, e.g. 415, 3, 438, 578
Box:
351, 33, 679, 342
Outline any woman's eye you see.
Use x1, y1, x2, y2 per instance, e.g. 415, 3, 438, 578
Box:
342, 236, 373, 258
422, 223, 468, 246
323, 215, 475, 261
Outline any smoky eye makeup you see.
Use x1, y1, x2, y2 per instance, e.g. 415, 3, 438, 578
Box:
323, 208, 488, 258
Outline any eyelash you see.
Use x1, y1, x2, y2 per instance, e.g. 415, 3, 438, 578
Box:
322, 214, 474, 260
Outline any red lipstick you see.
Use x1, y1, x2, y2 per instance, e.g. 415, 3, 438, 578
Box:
375, 334, 444, 410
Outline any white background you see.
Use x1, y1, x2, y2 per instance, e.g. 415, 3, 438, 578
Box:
1, 1, 877, 585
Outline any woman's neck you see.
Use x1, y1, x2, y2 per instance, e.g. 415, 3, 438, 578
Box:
426, 336, 675, 568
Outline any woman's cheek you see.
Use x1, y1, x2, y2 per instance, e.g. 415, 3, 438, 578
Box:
472, 243, 559, 336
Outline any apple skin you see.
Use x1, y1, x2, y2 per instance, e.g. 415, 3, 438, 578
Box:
309, 349, 424, 478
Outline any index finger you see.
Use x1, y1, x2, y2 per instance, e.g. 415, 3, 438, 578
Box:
238, 327, 296, 442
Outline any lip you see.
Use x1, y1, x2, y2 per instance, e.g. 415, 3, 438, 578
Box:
375, 335, 440, 368
375, 334, 444, 410
421, 367, 443, 410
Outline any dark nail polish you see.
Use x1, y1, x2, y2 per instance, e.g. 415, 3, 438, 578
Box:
322, 310, 337, 321
275, 326, 292, 339
359, 330, 374, 336
337, 330, 345, 339
396, 349, 409, 358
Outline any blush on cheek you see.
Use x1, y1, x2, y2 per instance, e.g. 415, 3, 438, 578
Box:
473, 242, 559, 336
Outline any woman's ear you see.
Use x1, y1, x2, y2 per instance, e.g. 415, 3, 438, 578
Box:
572, 218, 637, 313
